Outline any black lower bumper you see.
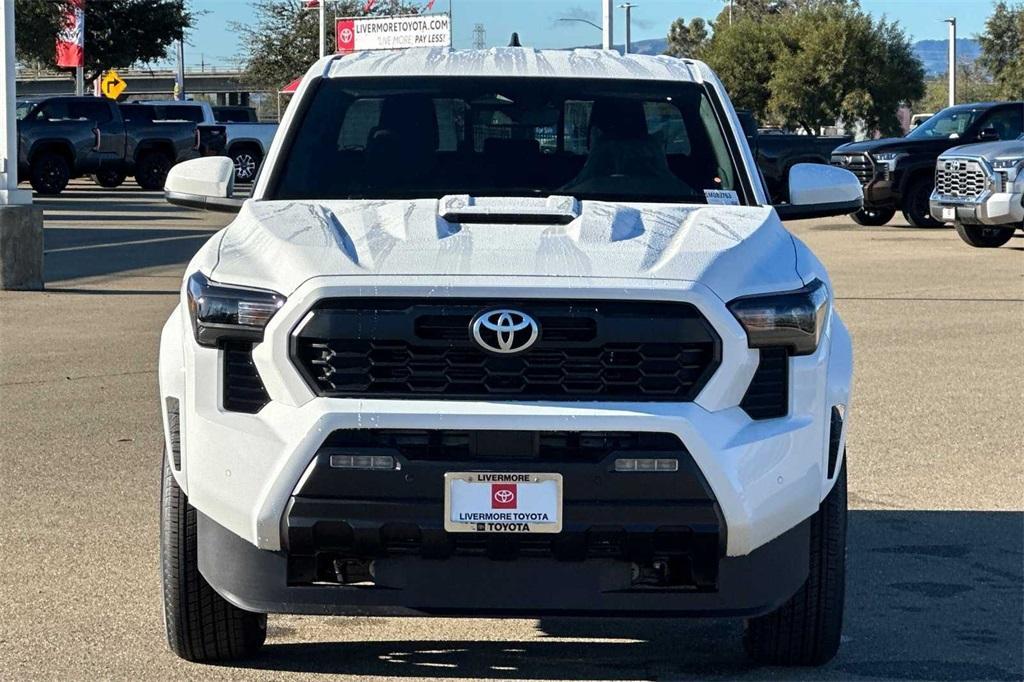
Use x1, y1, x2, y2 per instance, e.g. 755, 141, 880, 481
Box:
863, 178, 898, 209
198, 513, 809, 618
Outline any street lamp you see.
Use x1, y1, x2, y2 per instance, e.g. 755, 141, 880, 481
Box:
619, 3, 636, 54
943, 17, 956, 107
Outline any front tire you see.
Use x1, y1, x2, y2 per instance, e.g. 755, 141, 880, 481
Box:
744, 458, 847, 666
136, 151, 173, 191
30, 152, 70, 195
901, 178, 944, 227
161, 451, 266, 662
955, 222, 1015, 248
850, 207, 895, 226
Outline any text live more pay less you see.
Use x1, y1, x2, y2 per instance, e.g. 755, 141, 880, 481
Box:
336, 14, 452, 53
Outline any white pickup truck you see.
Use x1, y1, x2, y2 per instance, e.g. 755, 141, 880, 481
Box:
136, 99, 278, 182
930, 133, 1024, 248
158, 47, 861, 667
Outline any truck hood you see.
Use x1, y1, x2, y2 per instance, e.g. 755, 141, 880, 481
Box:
940, 139, 1024, 162
210, 199, 802, 301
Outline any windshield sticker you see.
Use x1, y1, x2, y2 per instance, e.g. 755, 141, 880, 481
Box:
704, 189, 740, 205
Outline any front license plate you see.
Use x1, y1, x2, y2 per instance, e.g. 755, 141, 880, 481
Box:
444, 472, 563, 533
942, 207, 956, 221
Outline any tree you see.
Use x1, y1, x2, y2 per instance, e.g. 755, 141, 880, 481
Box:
684, 1, 924, 135
235, 0, 422, 93
768, 6, 923, 135
699, 17, 781, 120
916, 63, 999, 114
665, 17, 709, 58
14, 0, 194, 83
977, 1, 1024, 99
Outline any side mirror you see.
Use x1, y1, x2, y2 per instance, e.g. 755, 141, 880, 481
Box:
165, 157, 243, 213
976, 127, 1000, 142
774, 163, 862, 221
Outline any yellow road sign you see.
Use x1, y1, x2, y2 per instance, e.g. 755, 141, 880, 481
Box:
100, 70, 127, 99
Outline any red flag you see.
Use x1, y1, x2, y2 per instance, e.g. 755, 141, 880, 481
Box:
363, 0, 377, 12
424, 0, 437, 9
56, 0, 85, 68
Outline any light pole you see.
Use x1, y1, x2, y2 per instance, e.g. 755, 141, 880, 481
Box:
943, 17, 956, 107
619, 3, 635, 54
602, 0, 613, 50
319, 0, 326, 59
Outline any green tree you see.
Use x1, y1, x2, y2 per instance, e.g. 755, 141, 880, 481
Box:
977, 1, 1024, 99
768, 6, 923, 135
235, 0, 422, 93
664, 17, 709, 58
699, 16, 781, 120
916, 63, 1000, 114
689, 1, 923, 135
14, 0, 194, 83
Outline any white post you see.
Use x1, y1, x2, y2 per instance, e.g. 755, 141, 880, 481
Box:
75, 66, 84, 96
318, 0, 326, 59
1, 0, 30, 205
602, 0, 613, 50
945, 18, 956, 107
620, 3, 633, 54
176, 38, 185, 100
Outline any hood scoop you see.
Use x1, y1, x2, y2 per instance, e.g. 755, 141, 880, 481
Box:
439, 194, 580, 225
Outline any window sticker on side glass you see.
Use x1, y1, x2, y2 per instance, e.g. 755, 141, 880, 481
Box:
704, 189, 740, 205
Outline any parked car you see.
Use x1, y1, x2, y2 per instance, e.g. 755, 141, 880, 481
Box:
16, 96, 200, 194
157, 48, 861, 666
736, 110, 851, 203
136, 99, 278, 183
929, 133, 1024, 247
832, 101, 1024, 226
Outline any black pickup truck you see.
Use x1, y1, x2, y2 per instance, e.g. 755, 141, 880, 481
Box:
831, 101, 1024, 226
17, 97, 200, 195
736, 110, 851, 203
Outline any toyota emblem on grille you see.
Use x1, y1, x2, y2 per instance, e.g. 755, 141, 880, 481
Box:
470, 309, 540, 354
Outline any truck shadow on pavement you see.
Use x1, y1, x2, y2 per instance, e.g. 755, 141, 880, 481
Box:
234, 510, 1023, 681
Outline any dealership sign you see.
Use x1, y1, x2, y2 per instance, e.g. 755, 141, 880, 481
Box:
336, 13, 451, 53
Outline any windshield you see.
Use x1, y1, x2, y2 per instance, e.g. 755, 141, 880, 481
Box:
271, 77, 746, 204
16, 101, 33, 120
906, 107, 984, 139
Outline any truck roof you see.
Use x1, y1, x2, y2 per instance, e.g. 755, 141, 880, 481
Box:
323, 47, 708, 83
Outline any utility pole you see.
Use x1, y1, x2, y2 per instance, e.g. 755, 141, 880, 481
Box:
1, 0, 44, 290
175, 38, 185, 100
602, 0, 613, 50
473, 23, 486, 50
619, 3, 635, 55
319, 0, 326, 59
944, 17, 956, 107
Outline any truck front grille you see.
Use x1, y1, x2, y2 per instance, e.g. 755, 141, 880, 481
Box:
935, 159, 988, 199
831, 153, 874, 185
293, 299, 721, 402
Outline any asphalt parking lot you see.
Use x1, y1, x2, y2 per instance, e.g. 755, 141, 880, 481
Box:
0, 180, 1021, 681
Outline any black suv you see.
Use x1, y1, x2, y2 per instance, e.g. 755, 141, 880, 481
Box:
832, 101, 1024, 226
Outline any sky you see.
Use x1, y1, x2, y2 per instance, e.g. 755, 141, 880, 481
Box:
182, 0, 997, 69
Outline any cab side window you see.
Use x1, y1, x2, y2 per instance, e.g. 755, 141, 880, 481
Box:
977, 106, 1023, 141
68, 100, 114, 124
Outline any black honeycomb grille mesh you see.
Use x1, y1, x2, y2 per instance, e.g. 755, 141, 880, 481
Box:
293, 299, 720, 401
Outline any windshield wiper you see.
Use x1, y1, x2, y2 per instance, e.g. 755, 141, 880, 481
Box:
439, 195, 580, 225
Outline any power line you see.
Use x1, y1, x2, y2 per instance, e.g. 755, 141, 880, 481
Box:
473, 23, 486, 49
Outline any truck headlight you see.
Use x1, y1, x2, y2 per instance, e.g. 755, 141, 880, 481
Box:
991, 158, 1022, 170
186, 271, 286, 347
727, 279, 830, 356
872, 152, 906, 172
992, 157, 1022, 183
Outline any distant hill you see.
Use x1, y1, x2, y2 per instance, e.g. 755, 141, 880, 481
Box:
583, 37, 981, 76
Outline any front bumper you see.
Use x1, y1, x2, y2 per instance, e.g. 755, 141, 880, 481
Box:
198, 510, 809, 617
159, 277, 852, 614
930, 192, 1024, 226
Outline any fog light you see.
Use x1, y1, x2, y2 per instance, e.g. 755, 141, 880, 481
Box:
614, 458, 679, 472
329, 454, 397, 470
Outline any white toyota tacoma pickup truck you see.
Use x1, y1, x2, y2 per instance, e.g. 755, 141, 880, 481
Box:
158, 47, 861, 666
